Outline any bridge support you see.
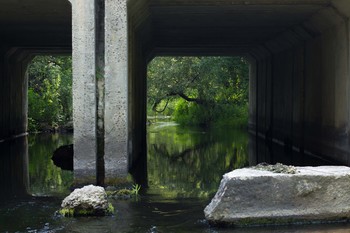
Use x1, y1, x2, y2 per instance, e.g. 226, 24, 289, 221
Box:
71, 0, 128, 185
69, 0, 350, 185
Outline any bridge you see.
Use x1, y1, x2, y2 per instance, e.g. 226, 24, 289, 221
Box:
1, 0, 350, 185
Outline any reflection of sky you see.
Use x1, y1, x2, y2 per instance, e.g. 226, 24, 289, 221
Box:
149, 121, 179, 131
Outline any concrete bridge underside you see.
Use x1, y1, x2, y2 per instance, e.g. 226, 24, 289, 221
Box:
1, 0, 350, 185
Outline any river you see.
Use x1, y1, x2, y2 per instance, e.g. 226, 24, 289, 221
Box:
0, 122, 349, 232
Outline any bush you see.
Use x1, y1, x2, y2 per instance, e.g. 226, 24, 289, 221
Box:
173, 99, 248, 128
27, 56, 72, 132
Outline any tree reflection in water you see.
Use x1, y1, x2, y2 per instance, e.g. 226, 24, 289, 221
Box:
28, 133, 73, 196
147, 122, 249, 198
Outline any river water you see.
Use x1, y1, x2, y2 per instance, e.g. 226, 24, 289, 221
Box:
1, 122, 350, 232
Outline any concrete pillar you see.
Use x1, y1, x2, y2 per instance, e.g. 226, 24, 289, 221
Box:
71, 0, 97, 184
104, 0, 129, 182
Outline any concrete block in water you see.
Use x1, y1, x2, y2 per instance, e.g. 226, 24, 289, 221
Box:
204, 166, 350, 226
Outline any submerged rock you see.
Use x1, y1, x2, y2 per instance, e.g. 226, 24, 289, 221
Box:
60, 185, 114, 217
204, 166, 350, 226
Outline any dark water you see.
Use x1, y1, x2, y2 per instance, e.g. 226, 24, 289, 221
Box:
0, 123, 350, 233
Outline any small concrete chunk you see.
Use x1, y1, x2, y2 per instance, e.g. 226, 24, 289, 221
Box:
61, 185, 112, 216
204, 166, 350, 226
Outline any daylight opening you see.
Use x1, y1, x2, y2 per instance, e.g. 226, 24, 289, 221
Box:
145, 56, 250, 197
147, 56, 249, 128
27, 56, 73, 133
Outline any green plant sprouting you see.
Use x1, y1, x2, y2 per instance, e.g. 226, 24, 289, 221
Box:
131, 184, 141, 195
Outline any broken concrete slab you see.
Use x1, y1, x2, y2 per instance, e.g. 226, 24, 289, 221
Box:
204, 166, 350, 226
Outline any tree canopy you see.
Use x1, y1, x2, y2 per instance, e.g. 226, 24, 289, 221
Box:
28, 56, 72, 132
27, 55, 249, 132
147, 56, 249, 127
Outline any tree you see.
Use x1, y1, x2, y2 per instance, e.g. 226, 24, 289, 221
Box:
147, 56, 249, 127
27, 56, 72, 132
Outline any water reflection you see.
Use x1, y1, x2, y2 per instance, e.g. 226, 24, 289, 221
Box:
0, 136, 29, 199
28, 133, 73, 196
249, 135, 335, 167
147, 123, 249, 198
0, 133, 73, 199
0, 126, 347, 233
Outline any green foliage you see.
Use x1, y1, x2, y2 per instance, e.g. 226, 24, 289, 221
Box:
131, 184, 141, 195
116, 189, 133, 196
107, 203, 115, 214
27, 56, 72, 132
59, 208, 75, 217
147, 57, 249, 127
107, 184, 141, 200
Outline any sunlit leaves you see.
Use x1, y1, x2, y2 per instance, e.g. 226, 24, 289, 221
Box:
27, 56, 72, 132
147, 56, 249, 126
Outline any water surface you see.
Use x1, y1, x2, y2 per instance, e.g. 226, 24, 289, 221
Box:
0, 123, 349, 233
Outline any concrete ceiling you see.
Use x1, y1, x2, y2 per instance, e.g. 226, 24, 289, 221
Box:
0, 0, 348, 56
129, 0, 346, 56
0, 0, 71, 48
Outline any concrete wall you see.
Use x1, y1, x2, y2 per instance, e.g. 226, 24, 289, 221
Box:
0, 47, 30, 142
127, 0, 152, 185
249, 7, 350, 164
0, 0, 71, 142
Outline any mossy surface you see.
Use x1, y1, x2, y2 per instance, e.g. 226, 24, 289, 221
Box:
104, 177, 131, 186
106, 184, 141, 200
59, 202, 114, 217
252, 163, 298, 174
107, 203, 114, 214
116, 188, 133, 195
59, 208, 75, 217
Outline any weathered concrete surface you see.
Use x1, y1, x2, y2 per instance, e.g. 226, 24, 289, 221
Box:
104, 0, 129, 182
71, 0, 97, 184
205, 166, 350, 226
61, 185, 112, 216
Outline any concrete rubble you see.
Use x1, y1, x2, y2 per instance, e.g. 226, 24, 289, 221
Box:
60, 185, 113, 216
205, 166, 350, 226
